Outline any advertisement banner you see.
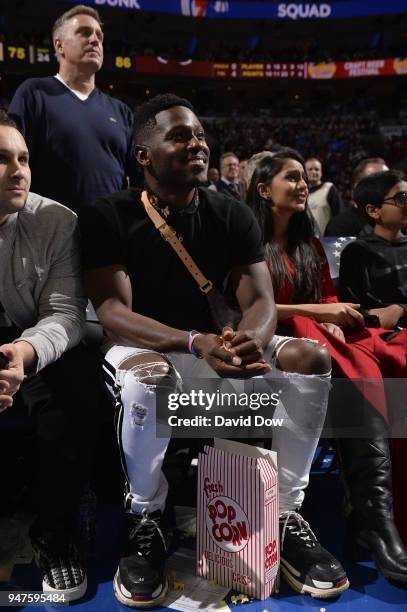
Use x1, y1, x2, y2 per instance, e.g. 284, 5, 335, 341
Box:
135, 55, 407, 80
64, 0, 407, 20
308, 58, 407, 79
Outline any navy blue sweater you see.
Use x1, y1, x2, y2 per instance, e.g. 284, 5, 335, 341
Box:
9, 77, 134, 212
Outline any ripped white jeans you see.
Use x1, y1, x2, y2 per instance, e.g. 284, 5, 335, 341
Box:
102, 334, 330, 515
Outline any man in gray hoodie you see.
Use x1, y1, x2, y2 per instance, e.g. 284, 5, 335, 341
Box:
0, 111, 99, 602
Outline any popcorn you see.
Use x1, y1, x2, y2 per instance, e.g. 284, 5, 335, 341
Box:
197, 439, 279, 600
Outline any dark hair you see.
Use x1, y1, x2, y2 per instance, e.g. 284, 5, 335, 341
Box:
52, 5, 103, 39
351, 157, 387, 189
134, 93, 194, 144
353, 170, 407, 222
247, 147, 323, 303
0, 110, 18, 130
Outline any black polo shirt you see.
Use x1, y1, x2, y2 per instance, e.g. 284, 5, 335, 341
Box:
79, 187, 264, 332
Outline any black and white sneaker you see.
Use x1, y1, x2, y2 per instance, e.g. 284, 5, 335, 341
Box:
114, 509, 168, 608
280, 510, 349, 599
30, 525, 87, 602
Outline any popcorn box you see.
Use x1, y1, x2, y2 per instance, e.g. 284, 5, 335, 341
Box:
197, 439, 279, 600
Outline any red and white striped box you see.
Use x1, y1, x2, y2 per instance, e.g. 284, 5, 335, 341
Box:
197, 439, 279, 600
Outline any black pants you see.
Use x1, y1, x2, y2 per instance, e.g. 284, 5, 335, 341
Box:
0, 327, 104, 530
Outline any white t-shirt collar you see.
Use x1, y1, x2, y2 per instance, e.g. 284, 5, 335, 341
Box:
54, 74, 90, 101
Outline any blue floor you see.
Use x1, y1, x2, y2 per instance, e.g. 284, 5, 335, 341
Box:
2, 457, 407, 611
6, 560, 407, 611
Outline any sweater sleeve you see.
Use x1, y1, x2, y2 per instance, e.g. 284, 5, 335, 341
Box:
16, 215, 87, 373
122, 102, 139, 188
8, 80, 40, 152
327, 184, 344, 216
338, 242, 367, 304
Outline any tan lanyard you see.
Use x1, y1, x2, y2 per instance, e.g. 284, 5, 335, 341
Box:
140, 190, 213, 294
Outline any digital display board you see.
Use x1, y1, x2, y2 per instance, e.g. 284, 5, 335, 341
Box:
0, 42, 405, 80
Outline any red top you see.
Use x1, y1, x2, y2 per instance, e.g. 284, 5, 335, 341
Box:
273, 238, 338, 305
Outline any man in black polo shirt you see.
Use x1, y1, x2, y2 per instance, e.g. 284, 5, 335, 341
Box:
80, 94, 348, 607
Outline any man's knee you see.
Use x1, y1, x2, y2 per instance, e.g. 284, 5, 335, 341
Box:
277, 340, 331, 376
119, 352, 177, 387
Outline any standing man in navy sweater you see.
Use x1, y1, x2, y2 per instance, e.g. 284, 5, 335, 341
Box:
9, 4, 134, 213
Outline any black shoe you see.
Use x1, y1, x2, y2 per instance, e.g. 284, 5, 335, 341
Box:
30, 523, 87, 602
114, 509, 168, 608
280, 511, 349, 599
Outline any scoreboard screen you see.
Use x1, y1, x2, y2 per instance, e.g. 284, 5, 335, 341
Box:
0, 41, 136, 72
0, 42, 403, 81
114, 55, 133, 69
36, 47, 52, 64
104, 54, 134, 70
0, 42, 53, 65
6, 43, 30, 64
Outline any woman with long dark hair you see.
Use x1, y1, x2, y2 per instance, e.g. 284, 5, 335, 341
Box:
247, 148, 363, 335
247, 149, 407, 584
